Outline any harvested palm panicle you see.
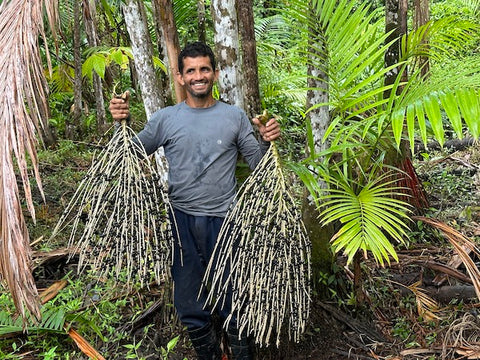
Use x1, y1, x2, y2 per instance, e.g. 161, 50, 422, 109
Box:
204, 111, 311, 347
52, 92, 175, 286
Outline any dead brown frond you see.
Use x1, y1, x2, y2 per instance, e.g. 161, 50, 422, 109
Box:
414, 216, 480, 301
204, 140, 311, 347
51, 121, 175, 286
39, 280, 68, 304
386, 278, 441, 322
67, 327, 106, 360
442, 312, 480, 360
406, 281, 441, 322
0, 0, 58, 322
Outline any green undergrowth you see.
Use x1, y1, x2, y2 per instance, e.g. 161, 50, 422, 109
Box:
0, 270, 183, 359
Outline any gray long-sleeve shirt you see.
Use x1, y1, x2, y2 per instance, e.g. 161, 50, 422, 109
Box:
136, 101, 269, 217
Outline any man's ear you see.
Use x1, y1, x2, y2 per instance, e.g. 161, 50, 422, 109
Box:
214, 69, 219, 82
176, 72, 185, 86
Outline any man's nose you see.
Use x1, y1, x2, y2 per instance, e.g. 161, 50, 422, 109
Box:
192, 69, 204, 79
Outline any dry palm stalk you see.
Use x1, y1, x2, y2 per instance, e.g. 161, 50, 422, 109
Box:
204, 112, 311, 347
67, 327, 106, 360
414, 216, 480, 300
0, 0, 58, 322
52, 114, 175, 286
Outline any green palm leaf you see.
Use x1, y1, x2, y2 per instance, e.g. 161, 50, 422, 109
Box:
319, 171, 411, 266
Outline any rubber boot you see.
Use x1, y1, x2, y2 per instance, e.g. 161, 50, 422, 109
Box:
188, 323, 223, 360
227, 327, 253, 360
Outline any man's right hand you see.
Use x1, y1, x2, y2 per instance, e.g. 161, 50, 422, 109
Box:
108, 91, 130, 122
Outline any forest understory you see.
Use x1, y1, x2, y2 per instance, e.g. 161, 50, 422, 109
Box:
2, 139, 480, 360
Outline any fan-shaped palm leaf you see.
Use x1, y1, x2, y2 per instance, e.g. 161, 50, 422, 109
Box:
318, 170, 411, 266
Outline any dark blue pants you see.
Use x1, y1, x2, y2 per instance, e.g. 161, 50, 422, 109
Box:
171, 208, 232, 330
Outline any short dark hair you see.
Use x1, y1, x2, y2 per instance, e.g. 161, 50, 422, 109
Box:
178, 42, 216, 74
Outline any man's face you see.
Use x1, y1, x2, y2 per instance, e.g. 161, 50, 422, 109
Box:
178, 56, 218, 98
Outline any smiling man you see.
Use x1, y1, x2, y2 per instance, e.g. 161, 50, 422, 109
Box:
109, 42, 280, 360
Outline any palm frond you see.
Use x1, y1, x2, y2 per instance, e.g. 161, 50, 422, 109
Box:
173, 0, 198, 32
415, 217, 480, 301
391, 58, 480, 148
401, 17, 479, 62
47, 63, 74, 94
319, 171, 411, 266
294, 0, 480, 151
0, 0, 58, 322
407, 281, 441, 321
0, 305, 65, 336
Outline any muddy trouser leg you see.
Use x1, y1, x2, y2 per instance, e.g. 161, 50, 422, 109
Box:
170, 209, 225, 359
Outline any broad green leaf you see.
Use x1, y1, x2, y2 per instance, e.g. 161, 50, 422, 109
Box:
92, 54, 106, 79
110, 49, 124, 66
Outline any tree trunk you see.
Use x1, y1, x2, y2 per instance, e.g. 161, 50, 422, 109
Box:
123, 0, 168, 181
69, 0, 83, 139
384, 0, 401, 96
152, 0, 186, 104
211, 0, 244, 108
123, 0, 164, 117
384, 1, 428, 211
151, 0, 174, 106
414, 0, 430, 77
83, 0, 108, 134
197, 0, 207, 43
303, 2, 335, 290
236, 0, 261, 119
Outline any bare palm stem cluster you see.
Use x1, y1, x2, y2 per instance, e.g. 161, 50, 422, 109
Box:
204, 140, 311, 347
0, 0, 58, 321
53, 121, 175, 285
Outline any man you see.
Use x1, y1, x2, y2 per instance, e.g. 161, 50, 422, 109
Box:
109, 42, 280, 360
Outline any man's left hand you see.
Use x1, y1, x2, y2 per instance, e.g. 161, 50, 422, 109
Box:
252, 117, 281, 142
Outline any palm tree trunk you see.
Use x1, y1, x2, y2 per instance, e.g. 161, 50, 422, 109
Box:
211, 0, 244, 108
304, 1, 334, 289
70, 0, 83, 139
123, 0, 168, 181
384, 0, 401, 96
151, 0, 174, 106
152, 0, 186, 104
353, 251, 365, 305
83, 0, 108, 134
414, 0, 430, 77
236, 0, 261, 119
123, 0, 164, 117
197, 0, 207, 43
384, 1, 429, 211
